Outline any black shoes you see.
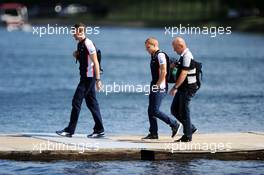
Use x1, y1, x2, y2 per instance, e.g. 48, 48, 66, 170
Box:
174, 127, 197, 142
56, 129, 105, 138
171, 124, 182, 138
142, 134, 159, 139
175, 135, 192, 142
87, 131, 105, 138
56, 129, 72, 138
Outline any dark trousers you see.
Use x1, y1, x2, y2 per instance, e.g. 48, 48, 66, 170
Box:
171, 90, 196, 139
148, 90, 178, 135
65, 78, 104, 134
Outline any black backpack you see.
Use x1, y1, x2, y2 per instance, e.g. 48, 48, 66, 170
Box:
155, 51, 180, 84
190, 59, 203, 90
154, 51, 173, 84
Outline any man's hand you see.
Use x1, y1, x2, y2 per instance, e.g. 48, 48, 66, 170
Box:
96, 80, 102, 91
73, 50, 78, 58
170, 62, 175, 68
155, 83, 161, 89
169, 87, 177, 96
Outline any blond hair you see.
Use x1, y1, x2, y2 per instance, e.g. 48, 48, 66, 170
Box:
145, 37, 158, 46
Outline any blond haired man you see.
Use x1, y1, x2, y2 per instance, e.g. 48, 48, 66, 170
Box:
143, 37, 181, 139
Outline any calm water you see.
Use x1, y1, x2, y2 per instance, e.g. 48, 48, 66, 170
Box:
0, 26, 264, 174
0, 159, 264, 175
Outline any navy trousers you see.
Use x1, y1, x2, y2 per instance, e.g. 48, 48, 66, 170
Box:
65, 78, 104, 134
171, 90, 196, 139
148, 90, 178, 135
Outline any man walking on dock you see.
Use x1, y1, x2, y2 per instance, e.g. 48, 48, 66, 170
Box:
169, 37, 198, 142
142, 37, 181, 140
56, 23, 104, 138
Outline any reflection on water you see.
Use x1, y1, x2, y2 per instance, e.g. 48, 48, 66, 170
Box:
0, 159, 264, 175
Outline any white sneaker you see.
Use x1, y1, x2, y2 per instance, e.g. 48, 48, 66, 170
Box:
87, 132, 105, 138
56, 129, 72, 138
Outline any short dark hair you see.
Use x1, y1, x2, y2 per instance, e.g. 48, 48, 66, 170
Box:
73, 23, 85, 33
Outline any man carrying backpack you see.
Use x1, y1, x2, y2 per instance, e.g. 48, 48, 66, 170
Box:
142, 37, 181, 140
169, 37, 198, 142
56, 23, 105, 138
